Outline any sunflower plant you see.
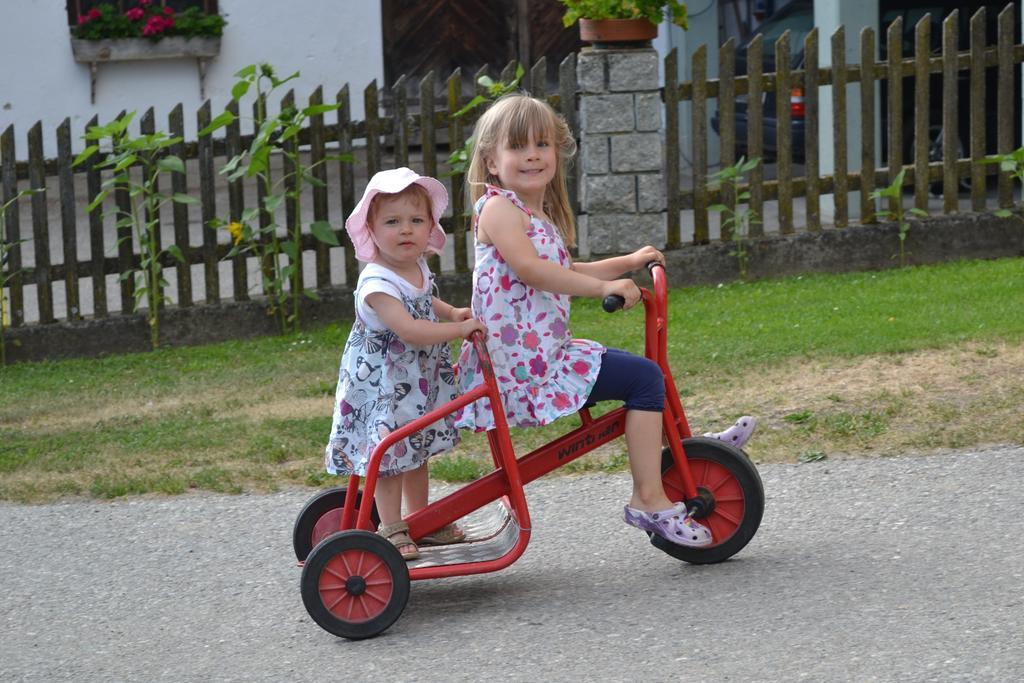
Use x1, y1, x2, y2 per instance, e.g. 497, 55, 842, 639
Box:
74, 113, 193, 349
201, 63, 349, 335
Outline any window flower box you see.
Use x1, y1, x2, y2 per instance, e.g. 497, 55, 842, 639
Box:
71, 36, 221, 103
71, 35, 220, 63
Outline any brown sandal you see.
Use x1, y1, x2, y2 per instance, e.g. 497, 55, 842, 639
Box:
377, 521, 419, 561
419, 523, 467, 546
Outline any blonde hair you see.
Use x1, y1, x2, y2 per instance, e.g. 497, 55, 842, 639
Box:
466, 93, 578, 246
366, 183, 433, 228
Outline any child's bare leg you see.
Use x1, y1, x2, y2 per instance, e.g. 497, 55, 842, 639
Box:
402, 462, 429, 514
622, 409, 712, 546
625, 409, 675, 512
404, 461, 466, 544
375, 472, 418, 558
375, 472, 405, 526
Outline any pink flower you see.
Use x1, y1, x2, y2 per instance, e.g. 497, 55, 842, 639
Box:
139, 0, 152, 6
88, 8, 102, 19
143, 16, 169, 35
499, 324, 518, 345
125, 7, 144, 20
548, 319, 567, 338
528, 355, 548, 377
571, 360, 591, 376
163, 6, 174, 15
522, 331, 540, 351
552, 392, 572, 410
77, 15, 88, 25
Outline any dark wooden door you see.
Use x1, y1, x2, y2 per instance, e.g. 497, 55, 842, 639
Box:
382, 0, 582, 93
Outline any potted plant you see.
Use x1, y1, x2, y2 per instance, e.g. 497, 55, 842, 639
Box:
559, 0, 689, 46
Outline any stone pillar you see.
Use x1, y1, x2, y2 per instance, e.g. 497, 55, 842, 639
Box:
577, 48, 665, 256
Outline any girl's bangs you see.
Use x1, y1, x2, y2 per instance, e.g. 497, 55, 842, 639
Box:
501, 100, 556, 147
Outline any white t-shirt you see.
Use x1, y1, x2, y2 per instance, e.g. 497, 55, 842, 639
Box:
354, 259, 433, 331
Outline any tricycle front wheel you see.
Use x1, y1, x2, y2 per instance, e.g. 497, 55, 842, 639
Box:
657, 437, 765, 564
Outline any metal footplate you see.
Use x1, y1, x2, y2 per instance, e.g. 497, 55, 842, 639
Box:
408, 499, 520, 569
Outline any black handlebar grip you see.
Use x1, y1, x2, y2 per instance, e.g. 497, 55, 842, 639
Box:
602, 295, 625, 312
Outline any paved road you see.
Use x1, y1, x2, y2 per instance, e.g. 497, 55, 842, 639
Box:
2, 446, 1023, 682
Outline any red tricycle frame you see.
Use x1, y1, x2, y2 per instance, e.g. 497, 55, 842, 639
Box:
343, 264, 699, 579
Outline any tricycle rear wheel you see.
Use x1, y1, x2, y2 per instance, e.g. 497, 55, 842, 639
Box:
293, 487, 380, 562
300, 530, 410, 640
657, 437, 765, 564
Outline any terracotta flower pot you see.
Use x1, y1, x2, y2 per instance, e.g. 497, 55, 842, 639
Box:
578, 18, 658, 47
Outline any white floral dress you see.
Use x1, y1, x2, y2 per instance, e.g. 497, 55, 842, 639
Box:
456, 186, 605, 431
325, 260, 460, 477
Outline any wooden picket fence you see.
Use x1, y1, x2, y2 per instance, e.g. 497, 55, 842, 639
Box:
666, 4, 1022, 245
0, 57, 576, 328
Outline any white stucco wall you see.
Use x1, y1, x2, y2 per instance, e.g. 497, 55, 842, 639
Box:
0, 0, 384, 155
656, 1, 723, 163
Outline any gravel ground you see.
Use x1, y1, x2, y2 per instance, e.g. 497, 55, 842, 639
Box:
2, 446, 1023, 682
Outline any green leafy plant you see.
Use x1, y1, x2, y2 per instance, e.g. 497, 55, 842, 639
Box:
74, 113, 193, 349
73, 2, 226, 41
169, 7, 227, 38
1, 190, 40, 365
559, 0, 689, 28
708, 156, 761, 279
445, 64, 525, 178
201, 63, 348, 335
869, 169, 928, 267
784, 410, 814, 424
984, 147, 1024, 220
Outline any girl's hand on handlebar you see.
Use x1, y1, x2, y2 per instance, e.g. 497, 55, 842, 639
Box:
449, 306, 474, 322
630, 246, 665, 271
602, 279, 641, 310
458, 317, 487, 339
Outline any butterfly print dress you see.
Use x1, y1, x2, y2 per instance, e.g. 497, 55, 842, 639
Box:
325, 261, 460, 477
456, 186, 604, 431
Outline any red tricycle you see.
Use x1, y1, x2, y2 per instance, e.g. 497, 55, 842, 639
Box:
293, 263, 765, 639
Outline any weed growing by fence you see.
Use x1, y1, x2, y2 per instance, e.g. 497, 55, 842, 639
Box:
74, 113, 193, 349
1, 190, 39, 365
201, 63, 347, 335
870, 169, 928, 267
708, 156, 761, 279
445, 64, 525, 177
985, 146, 1024, 220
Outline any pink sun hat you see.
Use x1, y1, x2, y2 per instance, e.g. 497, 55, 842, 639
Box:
345, 167, 448, 263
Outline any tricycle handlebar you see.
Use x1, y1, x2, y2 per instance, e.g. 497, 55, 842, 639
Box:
602, 261, 664, 313
602, 295, 625, 312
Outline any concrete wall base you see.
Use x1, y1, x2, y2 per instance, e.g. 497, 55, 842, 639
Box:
617, 212, 1024, 289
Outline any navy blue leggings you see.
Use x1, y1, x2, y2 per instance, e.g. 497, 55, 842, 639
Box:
586, 348, 665, 413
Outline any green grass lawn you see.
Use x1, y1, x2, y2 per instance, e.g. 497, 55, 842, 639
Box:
1, 256, 1022, 502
